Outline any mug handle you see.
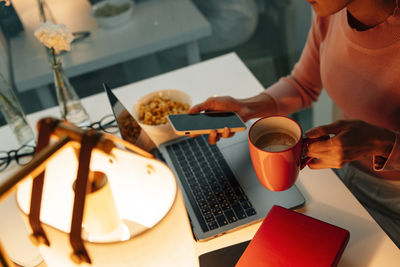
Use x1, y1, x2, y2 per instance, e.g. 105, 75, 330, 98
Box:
300, 135, 330, 169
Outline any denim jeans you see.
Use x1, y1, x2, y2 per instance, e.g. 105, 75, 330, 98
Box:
334, 163, 400, 248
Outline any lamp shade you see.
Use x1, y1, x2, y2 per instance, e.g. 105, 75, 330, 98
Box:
15, 143, 198, 266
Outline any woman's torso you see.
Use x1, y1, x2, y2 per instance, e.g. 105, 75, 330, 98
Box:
318, 8, 400, 179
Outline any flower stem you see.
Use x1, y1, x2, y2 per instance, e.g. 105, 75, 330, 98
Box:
51, 48, 68, 120
37, 0, 47, 22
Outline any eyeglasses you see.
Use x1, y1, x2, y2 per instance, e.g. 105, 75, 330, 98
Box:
82, 114, 118, 134
0, 145, 36, 172
0, 116, 118, 172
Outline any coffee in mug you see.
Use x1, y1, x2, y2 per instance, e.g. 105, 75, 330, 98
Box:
254, 130, 297, 152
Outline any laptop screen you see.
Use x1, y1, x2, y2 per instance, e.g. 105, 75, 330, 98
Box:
103, 83, 156, 152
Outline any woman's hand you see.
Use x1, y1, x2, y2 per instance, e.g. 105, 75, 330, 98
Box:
188, 93, 277, 144
305, 120, 395, 169
190, 96, 252, 122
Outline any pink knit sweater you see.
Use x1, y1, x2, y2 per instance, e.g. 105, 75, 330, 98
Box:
266, 8, 400, 180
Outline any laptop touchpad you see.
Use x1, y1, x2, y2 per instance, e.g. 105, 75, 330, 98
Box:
220, 139, 305, 216
219, 140, 260, 188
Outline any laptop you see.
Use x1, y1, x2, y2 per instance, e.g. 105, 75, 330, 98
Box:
103, 83, 305, 241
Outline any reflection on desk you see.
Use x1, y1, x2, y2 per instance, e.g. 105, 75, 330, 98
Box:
9, 0, 211, 107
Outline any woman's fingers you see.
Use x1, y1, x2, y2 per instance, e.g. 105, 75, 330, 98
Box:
307, 158, 347, 169
209, 128, 235, 145
189, 103, 207, 114
189, 97, 222, 114
221, 127, 231, 138
307, 158, 332, 169
307, 137, 336, 153
208, 130, 218, 145
190, 128, 235, 145
306, 120, 346, 138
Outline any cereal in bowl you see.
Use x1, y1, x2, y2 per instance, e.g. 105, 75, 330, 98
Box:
138, 96, 190, 125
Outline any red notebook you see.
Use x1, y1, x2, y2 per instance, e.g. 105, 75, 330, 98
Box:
236, 205, 350, 267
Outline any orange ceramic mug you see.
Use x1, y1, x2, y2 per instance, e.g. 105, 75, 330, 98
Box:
248, 116, 325, 191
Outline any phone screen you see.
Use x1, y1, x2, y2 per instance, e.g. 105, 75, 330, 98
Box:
168, 112, 245, 132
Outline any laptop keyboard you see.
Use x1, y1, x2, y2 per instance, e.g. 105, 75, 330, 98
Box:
166, 135, 256, 233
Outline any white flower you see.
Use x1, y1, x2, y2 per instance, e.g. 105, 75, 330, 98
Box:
34, 21, 74, 54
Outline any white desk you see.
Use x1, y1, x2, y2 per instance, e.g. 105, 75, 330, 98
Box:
10, 0, 211, 105
0, 53, 399, 266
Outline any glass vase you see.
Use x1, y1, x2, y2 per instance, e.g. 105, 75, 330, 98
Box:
0, 72, 35, 146
52, 60, 90, 126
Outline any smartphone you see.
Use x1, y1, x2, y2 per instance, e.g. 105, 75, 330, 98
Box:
167, 112, 246, 135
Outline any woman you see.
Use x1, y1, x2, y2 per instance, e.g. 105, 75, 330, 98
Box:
189, 0, 400, 247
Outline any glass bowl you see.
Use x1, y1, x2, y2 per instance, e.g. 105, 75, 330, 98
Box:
90, 0, 134, 29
